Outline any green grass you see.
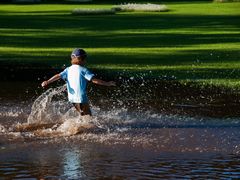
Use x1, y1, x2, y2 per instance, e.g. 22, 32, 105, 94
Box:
0, 2, 240, 88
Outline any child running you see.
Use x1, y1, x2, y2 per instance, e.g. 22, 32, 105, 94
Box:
41, 48, 116, 116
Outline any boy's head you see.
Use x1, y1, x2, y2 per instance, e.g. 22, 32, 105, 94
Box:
71, 48, 87, 65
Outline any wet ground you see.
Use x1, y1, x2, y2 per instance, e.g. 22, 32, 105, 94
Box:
0, 77, 240, 179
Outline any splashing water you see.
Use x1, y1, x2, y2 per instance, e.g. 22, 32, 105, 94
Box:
27, 85, 68, 124
0, 124, 7, 133
22, 84, 137, 137
3, 85, 98, 137
0, 83, 239, 154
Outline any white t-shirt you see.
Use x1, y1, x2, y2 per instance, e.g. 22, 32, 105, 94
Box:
60, 64, 94, 103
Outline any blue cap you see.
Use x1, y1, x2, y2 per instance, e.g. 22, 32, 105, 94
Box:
71, 48, 87, 58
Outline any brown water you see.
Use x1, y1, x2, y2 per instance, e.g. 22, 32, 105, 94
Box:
0, 81, 240, 179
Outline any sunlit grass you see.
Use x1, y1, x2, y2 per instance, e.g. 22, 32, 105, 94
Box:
0, 2, 240, 88
194, 79, 240, 90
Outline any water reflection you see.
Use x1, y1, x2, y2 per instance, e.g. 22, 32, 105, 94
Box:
1, 141, 239, 179
62, 148, 85, 179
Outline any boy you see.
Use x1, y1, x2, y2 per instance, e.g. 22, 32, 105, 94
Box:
41, 48, 116, 116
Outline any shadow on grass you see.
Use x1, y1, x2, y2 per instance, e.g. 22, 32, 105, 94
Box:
0, 32, 239, 49
0, 13, 239, 30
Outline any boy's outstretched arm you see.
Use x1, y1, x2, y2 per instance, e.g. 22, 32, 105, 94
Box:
41, 74, 61, 88
91, 78, 116, 87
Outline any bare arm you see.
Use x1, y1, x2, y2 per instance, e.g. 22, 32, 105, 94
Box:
91, 78, 116, 87
41, 74, 61, 88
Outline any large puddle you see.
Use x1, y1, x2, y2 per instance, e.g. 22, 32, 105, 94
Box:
0, 80, 240, 179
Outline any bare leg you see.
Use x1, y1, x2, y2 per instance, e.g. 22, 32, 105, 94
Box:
73, 103, 92, 116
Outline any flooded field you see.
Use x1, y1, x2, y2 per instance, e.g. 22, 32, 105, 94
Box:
0, 79, 240, 179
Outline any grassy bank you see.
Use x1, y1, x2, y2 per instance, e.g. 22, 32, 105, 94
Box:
0, 2, 239, 88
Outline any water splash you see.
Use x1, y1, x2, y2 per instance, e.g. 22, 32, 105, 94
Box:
0, 124, 7, 133
6, 85, 107, 137
27, 85, 69, 124
2, 83, 240, 136
0, 83, 239, 154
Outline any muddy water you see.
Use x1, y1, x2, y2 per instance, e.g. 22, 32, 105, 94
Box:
0, 81, 240, 179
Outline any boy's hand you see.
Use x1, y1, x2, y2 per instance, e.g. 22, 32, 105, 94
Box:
92, 78, 116, 87
41, 81, 48, 88
41, 74, 61, 88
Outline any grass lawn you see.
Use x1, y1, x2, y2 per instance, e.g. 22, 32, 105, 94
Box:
0, 1, 240, 88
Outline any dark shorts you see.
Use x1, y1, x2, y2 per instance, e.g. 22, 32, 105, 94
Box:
72, 103, 92, 116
